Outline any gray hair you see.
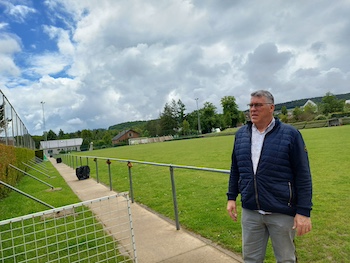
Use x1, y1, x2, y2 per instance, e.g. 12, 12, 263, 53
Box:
251, 90, 274, 104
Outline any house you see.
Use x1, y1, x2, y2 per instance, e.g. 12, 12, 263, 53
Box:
301, 99, 317, 110
112, 130, 140, 145
40, 138, 83, 156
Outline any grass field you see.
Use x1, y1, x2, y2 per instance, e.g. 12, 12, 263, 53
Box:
1, 125, 349, 262
0, 164, 132, 262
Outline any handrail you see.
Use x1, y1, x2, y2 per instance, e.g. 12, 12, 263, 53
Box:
62, 153, 229, 230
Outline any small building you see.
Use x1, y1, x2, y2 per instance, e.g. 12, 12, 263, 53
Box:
112, 130, 140, 145
301, 99, 317, 111
40, 138, 83, 156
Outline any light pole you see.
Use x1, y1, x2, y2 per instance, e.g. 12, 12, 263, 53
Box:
195, 98, 201, 134
41, 101, 47, 154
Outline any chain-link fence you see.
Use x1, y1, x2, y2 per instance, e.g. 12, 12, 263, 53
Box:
0, 90, 35, 149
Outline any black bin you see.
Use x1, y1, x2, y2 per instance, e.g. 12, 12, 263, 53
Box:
56, 157, 62, 163
76, 166, 90, 180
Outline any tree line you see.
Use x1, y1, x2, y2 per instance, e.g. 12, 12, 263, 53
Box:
32, 92, 350, 150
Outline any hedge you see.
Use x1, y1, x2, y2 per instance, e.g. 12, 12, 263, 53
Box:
0, 144, 35, 199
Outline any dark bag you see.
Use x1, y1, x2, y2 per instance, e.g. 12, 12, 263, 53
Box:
56, 157, 62, 163
76, 165, 90, 180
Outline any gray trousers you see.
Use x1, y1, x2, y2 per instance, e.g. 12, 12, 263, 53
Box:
242, 208, 296, 263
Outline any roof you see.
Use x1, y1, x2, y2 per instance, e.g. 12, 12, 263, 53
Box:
112, 130, 139, 141
302, 99, 317, 107
40, 138, 83, 149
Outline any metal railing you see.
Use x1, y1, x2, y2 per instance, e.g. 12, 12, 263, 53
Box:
61, 154, 230, 230
0, 90, 35, 149
0, 193, 137, 263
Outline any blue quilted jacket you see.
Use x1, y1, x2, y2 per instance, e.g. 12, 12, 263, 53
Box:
227, 118, 313, 217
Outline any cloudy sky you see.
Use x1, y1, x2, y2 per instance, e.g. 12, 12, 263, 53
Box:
1, 0, 349, 135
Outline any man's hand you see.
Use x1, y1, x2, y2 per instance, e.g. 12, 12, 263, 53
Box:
227, 200, 238, 221
293, 214, 312, 236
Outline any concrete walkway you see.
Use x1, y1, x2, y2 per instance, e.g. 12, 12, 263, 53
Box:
49, 158, 243, 263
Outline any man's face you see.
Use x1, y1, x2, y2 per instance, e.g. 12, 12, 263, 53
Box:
249, 96, 275, 126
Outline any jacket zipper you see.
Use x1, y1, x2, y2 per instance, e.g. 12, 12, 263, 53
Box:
254, 173, 260, 210
288, 182, 292, 207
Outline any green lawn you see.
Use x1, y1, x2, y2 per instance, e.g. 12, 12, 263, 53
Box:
0, 162, 132, 262
73, 125, 350, 262
1, 125, 349, 262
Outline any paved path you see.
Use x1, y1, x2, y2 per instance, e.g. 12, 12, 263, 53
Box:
50, 158, 243, 263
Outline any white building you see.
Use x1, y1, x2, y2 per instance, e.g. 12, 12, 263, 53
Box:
40, 138, 83, 156
302, 99, 317, 109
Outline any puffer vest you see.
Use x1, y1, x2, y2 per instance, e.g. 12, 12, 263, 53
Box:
228, 118, 312, 217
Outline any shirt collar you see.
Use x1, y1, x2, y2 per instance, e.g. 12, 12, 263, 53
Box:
252, 118, 275, 134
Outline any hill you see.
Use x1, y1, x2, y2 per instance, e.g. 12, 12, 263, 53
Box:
108, 120, 147, 131
274, 92, 350, 111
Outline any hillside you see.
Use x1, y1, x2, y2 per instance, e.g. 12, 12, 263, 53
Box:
108, 120, 147, 131
109, 92, 350, 130
274, 92, 350, 110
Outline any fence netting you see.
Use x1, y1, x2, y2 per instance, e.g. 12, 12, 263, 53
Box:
0, 193, 137, 263
0, 89, 35, 149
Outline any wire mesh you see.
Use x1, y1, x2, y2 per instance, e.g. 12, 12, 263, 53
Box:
0, 193, 137, 263
0, 90, 35, 149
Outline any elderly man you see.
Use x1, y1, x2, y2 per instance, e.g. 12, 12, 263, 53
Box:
227, 90, 313, 263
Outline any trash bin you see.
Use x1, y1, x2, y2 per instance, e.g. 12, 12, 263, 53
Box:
56, 157, 62, 163
76, 166, 90, 180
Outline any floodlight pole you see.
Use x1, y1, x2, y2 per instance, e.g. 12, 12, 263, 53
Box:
41, 101, 46, 139
41, 101, 47, 155
195, 98, 201, 134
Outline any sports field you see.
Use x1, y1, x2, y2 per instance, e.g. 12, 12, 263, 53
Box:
69, 124, 349, 262
1, 125, 349, 262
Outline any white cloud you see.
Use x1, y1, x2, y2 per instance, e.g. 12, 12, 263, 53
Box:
1, 0, 350, 135
0, 22, 8, 30
2, 2, 36, 22
0, 35, 21, 77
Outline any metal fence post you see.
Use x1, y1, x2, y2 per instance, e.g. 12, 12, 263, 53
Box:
170, 166, 180, 230
107, 159, 112, 191
127, 161, 134, 203
94, 158, 99, 183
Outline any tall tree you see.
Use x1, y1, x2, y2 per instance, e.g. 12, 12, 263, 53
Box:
159, 102, 177, 135
57, 129, 65, 139
221, 96, 239, 128
182, 120, 190, 135
81, 129, 93, 149
320, 92, 344, 114
176, 99, 186, 125
292, 107, 303, 121
201, 102, 220, 133
46, 130, 57, 140
143, 119, 160, 137
281, 106, 288, 115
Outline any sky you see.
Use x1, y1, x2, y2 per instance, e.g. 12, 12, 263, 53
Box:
0, 0, 349, 135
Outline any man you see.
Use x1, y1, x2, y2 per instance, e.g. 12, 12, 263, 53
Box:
227, 90, 312, 263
